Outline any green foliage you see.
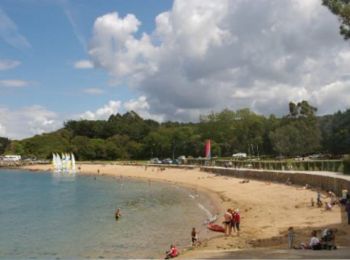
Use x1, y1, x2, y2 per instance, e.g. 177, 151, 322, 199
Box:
343, 156, 350, 174
323, 0, 350, 39
320, 109, 350, 154
270, 101, 321, 156
4, 103, 350, 161
0, 137, 10, 155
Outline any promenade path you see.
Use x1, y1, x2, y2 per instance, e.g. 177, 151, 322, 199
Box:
183, 247, 350, 259
211, 166, 350, 181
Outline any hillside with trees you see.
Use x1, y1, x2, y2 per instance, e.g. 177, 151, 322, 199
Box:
1, 101, 350, 160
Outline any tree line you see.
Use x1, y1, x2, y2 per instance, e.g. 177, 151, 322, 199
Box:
2, 101, 350, 160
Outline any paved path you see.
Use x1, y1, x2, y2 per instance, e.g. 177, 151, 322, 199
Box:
210, 166, 350, 181
185, 247, 350, 259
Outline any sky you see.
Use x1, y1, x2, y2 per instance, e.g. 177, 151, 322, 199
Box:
0, 0, 349, 140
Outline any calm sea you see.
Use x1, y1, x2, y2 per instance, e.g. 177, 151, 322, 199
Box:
0, 169, 217, 259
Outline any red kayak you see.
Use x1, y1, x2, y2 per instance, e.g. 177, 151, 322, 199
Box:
207, 223, 225, 233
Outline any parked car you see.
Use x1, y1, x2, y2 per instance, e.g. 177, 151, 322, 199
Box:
162, 158, 173, 164
150, 158, 162, 164
232, 153, 247, 158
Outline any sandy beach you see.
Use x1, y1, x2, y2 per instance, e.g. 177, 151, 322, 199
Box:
21, 163, 350, 258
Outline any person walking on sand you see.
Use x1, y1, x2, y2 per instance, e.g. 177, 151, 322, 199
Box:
191, 227, 199, 246
223, 209, 233, 236
288, 227, 295, 249
317, 191, 323, 207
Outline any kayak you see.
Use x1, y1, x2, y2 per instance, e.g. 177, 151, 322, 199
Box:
207, 223, 225, 233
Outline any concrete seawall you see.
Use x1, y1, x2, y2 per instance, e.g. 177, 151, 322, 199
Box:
201, 166, 350, 196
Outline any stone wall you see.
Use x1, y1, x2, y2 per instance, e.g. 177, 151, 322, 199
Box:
201, 167, 350, 196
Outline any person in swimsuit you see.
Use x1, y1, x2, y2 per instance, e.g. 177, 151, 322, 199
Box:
223, 208, 233, 236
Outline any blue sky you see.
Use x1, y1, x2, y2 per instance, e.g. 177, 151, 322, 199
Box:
1, 0, 350, 139
0, 0, 171, 113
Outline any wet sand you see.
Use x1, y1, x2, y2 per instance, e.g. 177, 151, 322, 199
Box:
21, 163, 350, 258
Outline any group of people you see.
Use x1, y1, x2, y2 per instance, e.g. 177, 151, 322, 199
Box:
223, 208, 241, 236
291, 229, 337, 250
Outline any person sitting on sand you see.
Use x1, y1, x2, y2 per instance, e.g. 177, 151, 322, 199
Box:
165, 244, 179, 259
223, 209, 233, 236
325, 201, 333, 211
115, 208, 121, 220
299, 231, 321, 250
191, 227, 199, 246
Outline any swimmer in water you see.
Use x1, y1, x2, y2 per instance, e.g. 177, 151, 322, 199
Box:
115, 208, 121, 220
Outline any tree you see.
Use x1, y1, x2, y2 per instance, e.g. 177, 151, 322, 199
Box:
323, 0, 350, 40
270, 102, 321, 156
0, 137, 10, 155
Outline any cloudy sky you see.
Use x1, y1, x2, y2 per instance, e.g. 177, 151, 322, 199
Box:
0, 0, 349, 139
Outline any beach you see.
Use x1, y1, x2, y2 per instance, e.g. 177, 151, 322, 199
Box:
22, 163, 350, 258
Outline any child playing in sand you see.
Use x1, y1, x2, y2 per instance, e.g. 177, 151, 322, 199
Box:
165, 244, 179, 259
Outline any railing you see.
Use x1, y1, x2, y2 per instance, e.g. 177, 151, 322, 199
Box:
186, 159, 344, 173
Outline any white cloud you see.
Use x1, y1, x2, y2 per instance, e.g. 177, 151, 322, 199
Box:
0, 105, 61, 139
88, 0, 350, 120
0, 79, 29, 88
0, 8, 31, 49
0, 123, 6, 136
0, 59, 21, 70
83, 88, 104, 95
80, 100, 121, 120
80, 97, 164, 122
74, 60, 94, 69
123, 96, 149, 111
123, 96, 164, 121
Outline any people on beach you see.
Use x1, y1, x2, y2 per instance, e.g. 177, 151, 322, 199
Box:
115, 208, 121, 220
328, 190, 337, 205
232, 209, 240, 235
345, 199, 350, 225
317, 191, 323, 207
165, 244, 179, 259
223, 208, 233, 236
298, 231, 321, 250
191, 227, 199, 246
321, 228, 337, 250
287, 227, 295, 249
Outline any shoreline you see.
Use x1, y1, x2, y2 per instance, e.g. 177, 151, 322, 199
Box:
18, 163, 350, 258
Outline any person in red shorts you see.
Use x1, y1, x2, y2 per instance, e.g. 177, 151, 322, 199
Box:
233, 209, 241, 236
165, 244, 179, 259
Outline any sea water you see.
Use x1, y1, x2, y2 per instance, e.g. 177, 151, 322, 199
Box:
0, 169, 217, 259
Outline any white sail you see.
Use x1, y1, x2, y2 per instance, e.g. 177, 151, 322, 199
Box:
52, 153, 57, 170
71, 153, 76, 174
